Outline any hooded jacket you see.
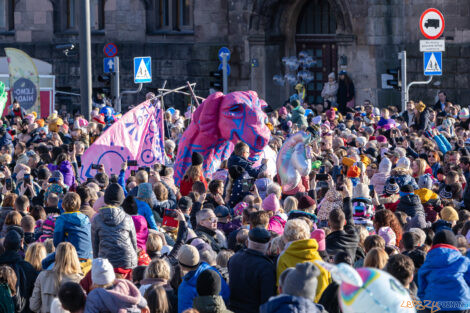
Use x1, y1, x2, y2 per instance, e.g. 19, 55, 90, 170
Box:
386, 168, 419, 190
0, 250, 38, 313
53, 211, 93, 260
178, 262, 230, 313
290, 106, 308, 128
370, 172, 390, 195
396, 194, 424, 218
135, 199, 158, 231
379, 193, 400, 212
418, 244, 470, 303
193, 295, 233, 313
131, 215, 148, 252
84, 279, 147, 313
48, 161, 75, 188
259, 294, 326, 313
91, 206, 138, 269
228, 248, 276, 313
276, 239, 331, 303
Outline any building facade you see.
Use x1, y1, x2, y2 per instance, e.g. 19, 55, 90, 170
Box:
0, 0, 469, 111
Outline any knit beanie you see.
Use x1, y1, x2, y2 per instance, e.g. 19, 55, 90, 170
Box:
3, 230, 22, 251
347, 165, 361, 178
104, 183, 125, 206
279, 107, 288, 116
326, 109, 336, 120
400, 184, 414, 194
353, 183, 369, 199
282, 262, 320, 301
196, 269, 221, 296
298, 195, 316, 210
228, 165, 244, 180
191, 152, 204, 166
379, 157, 392, 174
376, 135, 387, 144
178, 245, 200, 269
262, 193, 280, 212
378, 226, 397, 246
137, 183, 154, 199
440, 206, 459, 222
416, 101, 426, 113
91, 258, 116, 286
396, 157, 411, 170
433, 229, 457, 247
418, 174, 433, 190
439, 186, 453, 200
310, 229, 326, 251
384, 178, 399, 195
342, 157, 355, 167
360, 155, 371, 167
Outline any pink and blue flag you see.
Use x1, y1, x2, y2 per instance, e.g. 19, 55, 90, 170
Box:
79, 100, 164, 181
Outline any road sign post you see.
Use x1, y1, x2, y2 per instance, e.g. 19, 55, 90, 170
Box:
218, 47, 231, 94
113, 57, 120, 112
420, 8, 445, 39
134, 57, 152, 84
103, 57, 115, 73
423, 52, 442, 76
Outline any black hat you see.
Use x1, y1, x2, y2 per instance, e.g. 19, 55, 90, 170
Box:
249, 227, 271, 244
95, 172, 109, 188
192, 152, 204, 166
214, 205, 230, 218
4, 229, 22, 251
37, 168, 51, 180
433, 229, 457, 247
400, 184, 414, 193
228, 165, 244, 180
104, 183, 125, 206
196, 269, 221, 296
364, 147, 378, 159
177, 196, 193, 212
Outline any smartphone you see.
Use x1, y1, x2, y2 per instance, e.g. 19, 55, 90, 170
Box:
162, 208, 179, 228
241, 178, 255, 193
91, 164, 101, 170
316, 174, 328, 181
24, 174, 31, 184
336, 175, 344, 191
369, 185, 375, 197
5, 178, 12, 191
86, 177, 94, 183
319, 166, 326, 174
130, 170, 136, 176
127, 160, 138, 167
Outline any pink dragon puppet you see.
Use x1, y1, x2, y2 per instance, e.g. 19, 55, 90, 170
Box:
174, 91, 271, 185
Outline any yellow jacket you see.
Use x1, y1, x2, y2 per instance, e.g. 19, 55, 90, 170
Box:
276, 238, 331, 302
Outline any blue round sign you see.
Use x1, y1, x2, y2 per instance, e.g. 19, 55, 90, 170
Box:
13, 78, 37, 111
218, 47, 231, 62
218, 63, 231, 76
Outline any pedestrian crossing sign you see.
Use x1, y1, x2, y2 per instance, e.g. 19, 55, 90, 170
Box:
423, 52, 442, 76
134, 57, 152, 83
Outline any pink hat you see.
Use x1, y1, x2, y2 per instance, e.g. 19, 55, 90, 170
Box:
262, 193, 280, 212
326, 109, 336, 120
376, 135, 387, 144
378, 226, 396, 246
311, 229, 326, 251
279, 107, 288, 116
233, 202, 249, 217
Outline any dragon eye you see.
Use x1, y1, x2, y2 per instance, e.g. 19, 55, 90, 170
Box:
229, 104, 242, 112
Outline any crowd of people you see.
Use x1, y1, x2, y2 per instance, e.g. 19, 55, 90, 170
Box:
0, 88, 469, 313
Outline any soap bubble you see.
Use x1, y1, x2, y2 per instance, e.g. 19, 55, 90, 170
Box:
272, 74, 285, 86
298, 50, 311, 59
302, 56, 316, 68
284, 74, 298, 85
297, 70, 314, 83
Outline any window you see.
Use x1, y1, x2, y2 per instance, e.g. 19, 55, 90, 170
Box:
90, 0, 105, 31
0, 0, 15, 32
53, 0, 105, 34
66, 0, 75, 30
148, 0, 193, 34
297, 0, 336, 35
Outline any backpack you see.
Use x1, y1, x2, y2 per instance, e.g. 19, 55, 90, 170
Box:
0, 283, 14, 313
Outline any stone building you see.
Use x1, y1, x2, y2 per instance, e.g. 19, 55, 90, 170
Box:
0, 0, 469, 111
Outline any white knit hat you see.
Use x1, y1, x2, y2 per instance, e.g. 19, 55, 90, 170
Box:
395, 157, 410, 170
379, 157, 392, 174
92, 258, 115, 286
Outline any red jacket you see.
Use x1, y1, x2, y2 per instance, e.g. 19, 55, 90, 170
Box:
179, 174, 208, 196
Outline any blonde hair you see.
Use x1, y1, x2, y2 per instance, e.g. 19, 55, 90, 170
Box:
53, 242, 82, 284
25, 242, 47, 272
136, 170, 149, 184
216, 250, 234, 268
145, 259, 171, 281
413, 158, 428, 177
44, 238, 55, 254
283, 219, 310, 242
184, 164, 202, 182
266, 183, 282, 199
364, 247, 389, 269
0, 265, 17, 295
62, 192, 81, 212
146, 233, 163, 253
283, 196, 298, 214
5, 211, 22, 226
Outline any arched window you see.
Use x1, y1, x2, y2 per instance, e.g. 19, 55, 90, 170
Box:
147, 0, 193, 34
296, 0, 338, 105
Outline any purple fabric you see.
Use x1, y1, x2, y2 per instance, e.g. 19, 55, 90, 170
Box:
48, 160, 75, 187
131, 215, 149, 252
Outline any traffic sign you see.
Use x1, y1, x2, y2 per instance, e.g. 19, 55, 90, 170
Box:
218, 63, 231, 76
103, 43, 118, 57
423, 52, 442, 76
420, 40, 445, 52
134, 57, 152, 83
103, 57, 115, 73
218, 47, 231, 62
420, 8, 445, 39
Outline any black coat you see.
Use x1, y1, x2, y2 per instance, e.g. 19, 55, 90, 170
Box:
319, 282, 341, 313
228, 248, 276, 313
337, 79, 355, 114
397, 194, 424, 218
195, 225, 224, 253
0, 250, 38, 313
325, 197, 360, 261
227, 154, 266, 179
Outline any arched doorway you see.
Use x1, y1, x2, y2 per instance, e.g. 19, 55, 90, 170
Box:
296, 0, 338, 105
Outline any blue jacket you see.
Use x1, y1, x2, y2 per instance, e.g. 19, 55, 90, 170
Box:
260, 295, 327, 313
53, 212, 93, 259
227, 177, 250, 209
434, 134, 452, 154
177, 262, 230, 313
227, 154, 266, 179
418, 244, 470, 303
135, 199, 158, 231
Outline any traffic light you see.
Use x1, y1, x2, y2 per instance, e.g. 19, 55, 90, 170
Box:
386, 68, 401, 90
97, 74, 111, 94
210, 70, 223, 91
